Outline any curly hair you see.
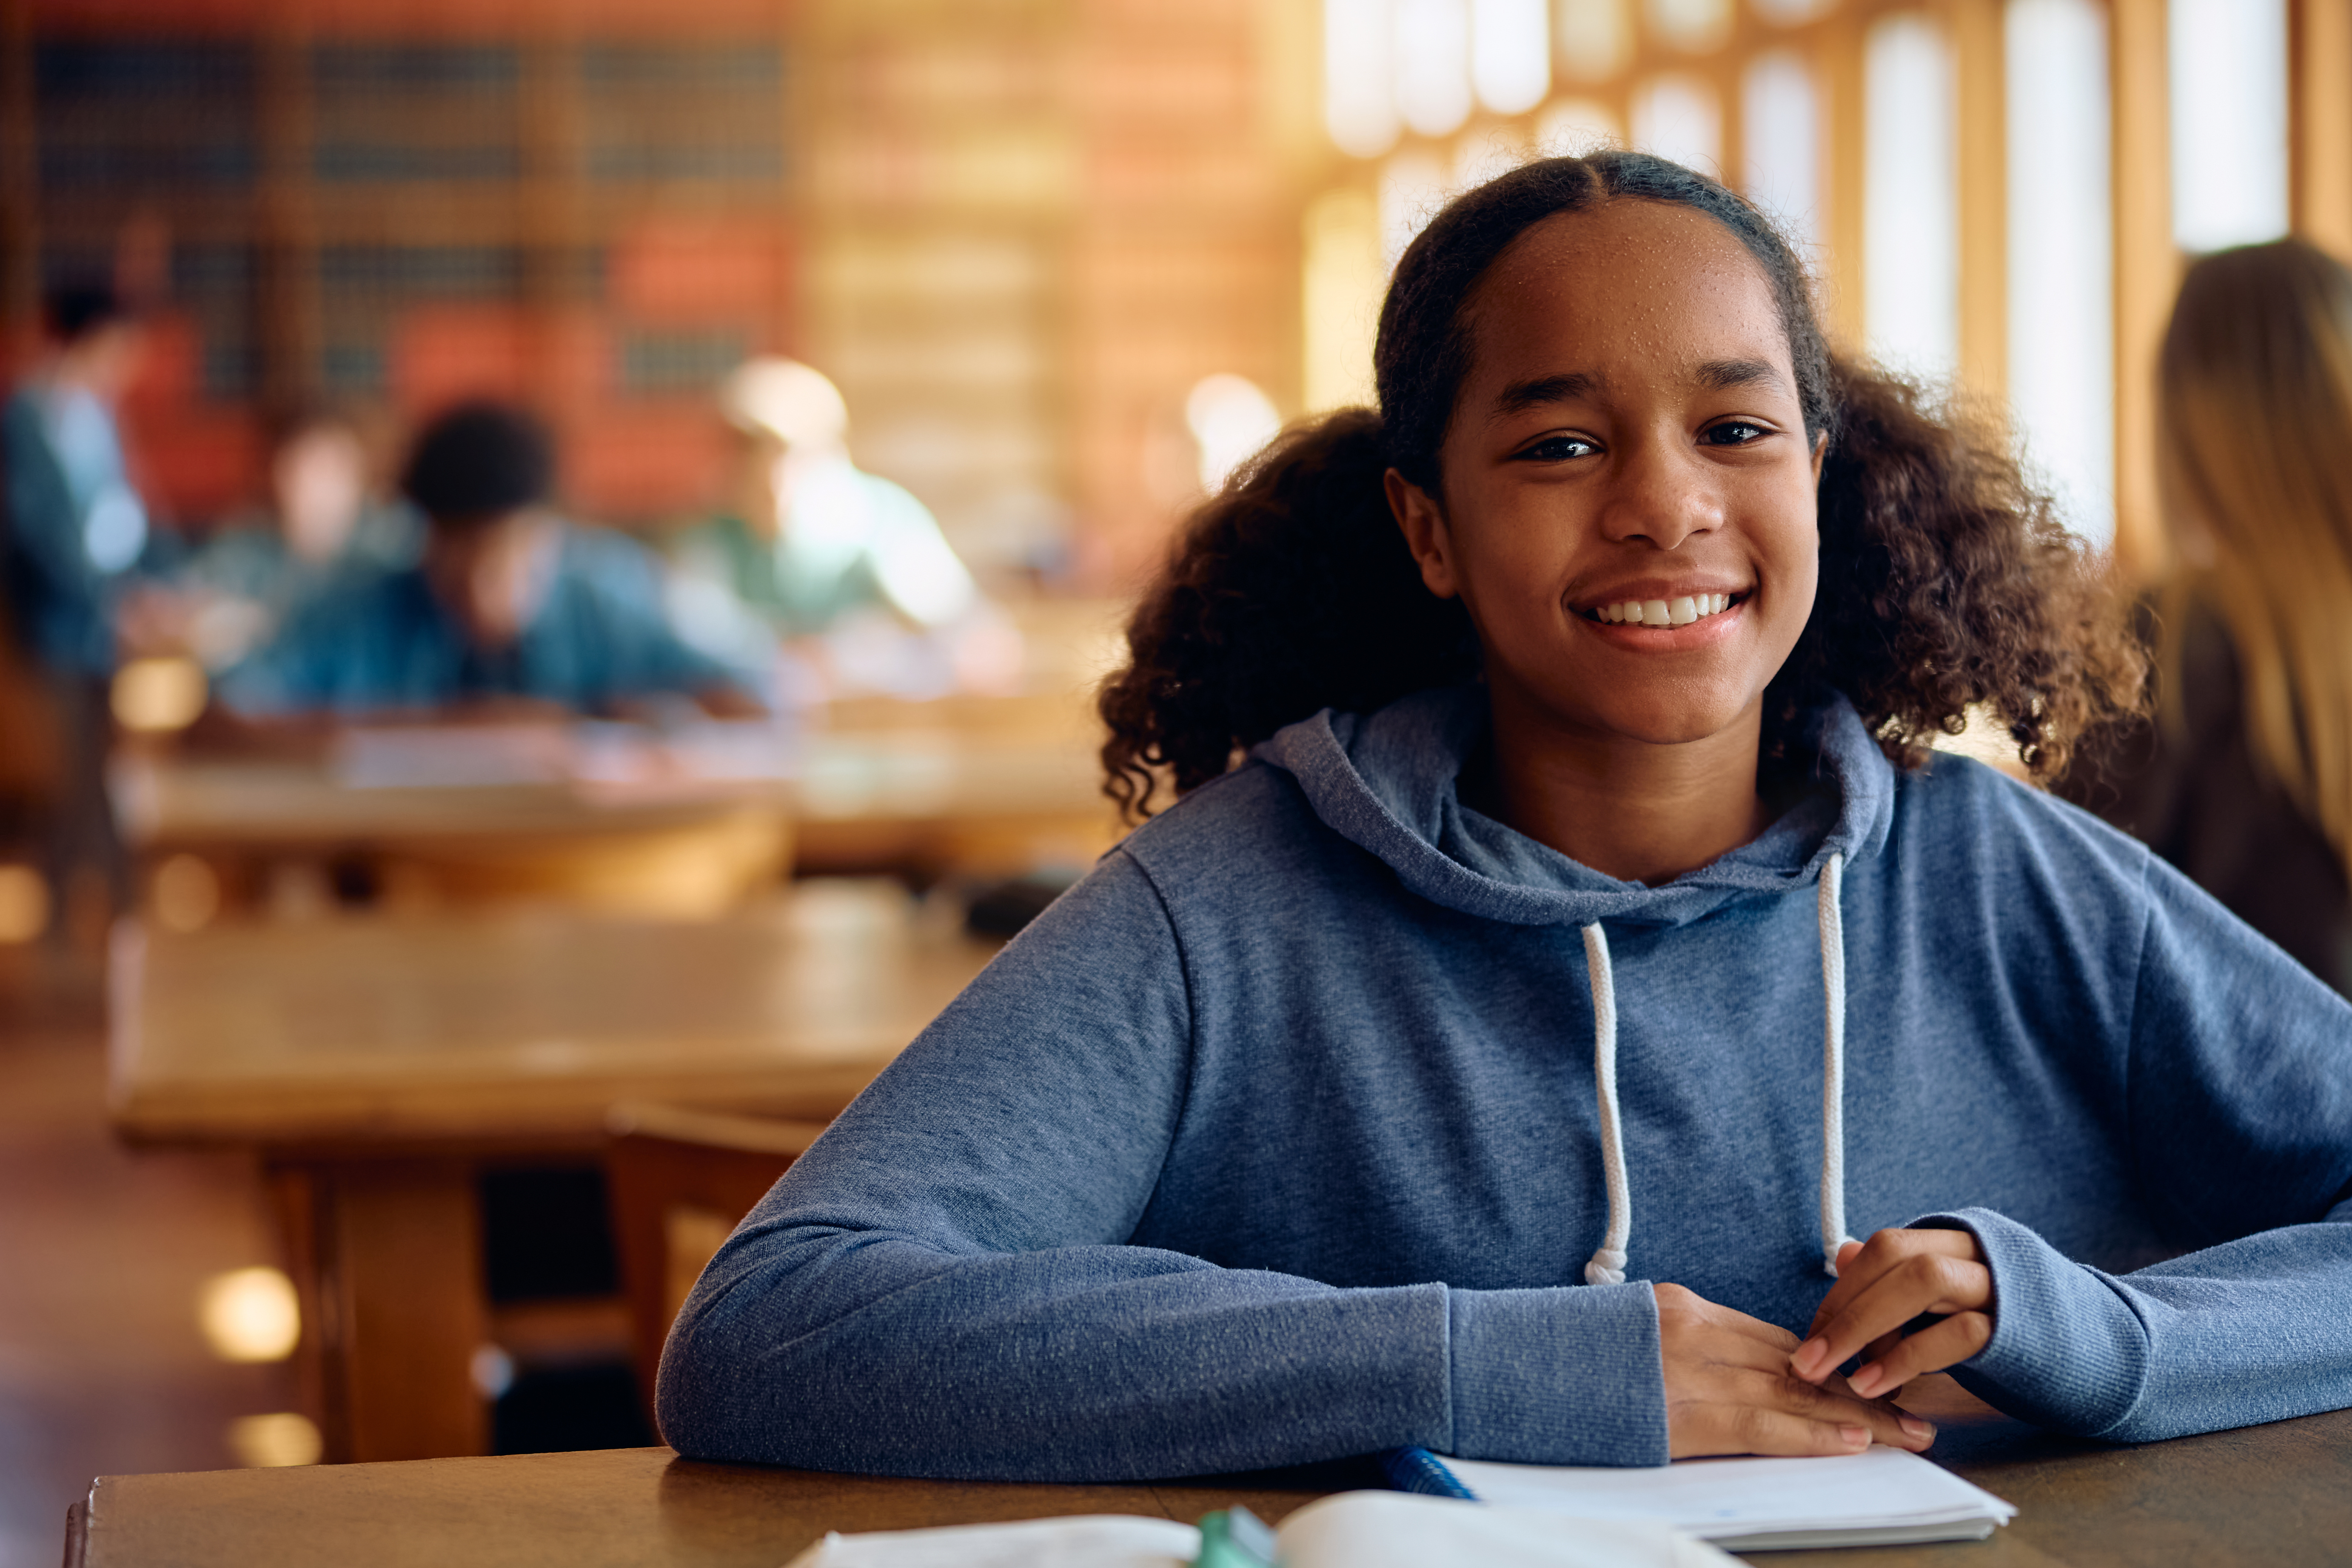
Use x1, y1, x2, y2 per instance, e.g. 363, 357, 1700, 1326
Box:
1100, 151, 2140, 819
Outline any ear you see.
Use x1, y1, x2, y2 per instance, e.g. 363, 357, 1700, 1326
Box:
1810, 429, 1828, 489
1386, 468, 1462, 599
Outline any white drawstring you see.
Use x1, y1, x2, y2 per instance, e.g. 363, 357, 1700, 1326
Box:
1578, 850, 1855, 1288
1581, 922, 1630, 1287
1817, 851, 1857, 1277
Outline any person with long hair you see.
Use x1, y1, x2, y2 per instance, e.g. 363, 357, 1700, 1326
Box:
2067, 239, 2352, 997
658, 155, 2352, 1479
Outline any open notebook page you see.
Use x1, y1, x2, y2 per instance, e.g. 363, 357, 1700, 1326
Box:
1445, 1444, 2017, 1550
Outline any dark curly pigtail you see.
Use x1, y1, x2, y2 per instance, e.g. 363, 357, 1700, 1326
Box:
1100, 150, 2139, 819
1776, 363, 2139, 779
1098, 411, 1476, 818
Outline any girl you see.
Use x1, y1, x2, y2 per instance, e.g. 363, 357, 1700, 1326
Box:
658, 155, 2352, 1477
2069, 240, 2352, 998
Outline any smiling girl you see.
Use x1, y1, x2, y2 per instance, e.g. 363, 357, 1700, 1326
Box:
659, 154, 2352, 1477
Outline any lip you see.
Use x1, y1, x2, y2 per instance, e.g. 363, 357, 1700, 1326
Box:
1570, 582, 1751, 615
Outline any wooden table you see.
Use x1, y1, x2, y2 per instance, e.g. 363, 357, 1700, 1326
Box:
63, 1404, 2352, 1568
108, 888, 1001, 1465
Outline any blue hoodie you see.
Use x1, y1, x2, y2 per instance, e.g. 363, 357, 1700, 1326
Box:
658, 686, 2352, 1478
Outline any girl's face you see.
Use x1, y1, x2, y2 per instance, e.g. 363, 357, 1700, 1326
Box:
1390, 200, 1822, 752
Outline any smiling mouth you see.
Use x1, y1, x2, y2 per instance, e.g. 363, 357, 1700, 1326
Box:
1579, 591, 1748, 627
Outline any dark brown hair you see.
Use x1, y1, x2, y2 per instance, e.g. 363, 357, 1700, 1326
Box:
1100, 151, 2139, 818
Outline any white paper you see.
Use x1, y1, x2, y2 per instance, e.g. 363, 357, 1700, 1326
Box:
778, 1492, 1734, 1568
1445, 1444, 2016, 1544
1276, 1491, 1739, 1565
781, 1513, 1197, 1568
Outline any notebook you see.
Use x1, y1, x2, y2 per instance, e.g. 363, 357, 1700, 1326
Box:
1387, 1443, 2017, 1551
781, 1489, 1738, 1567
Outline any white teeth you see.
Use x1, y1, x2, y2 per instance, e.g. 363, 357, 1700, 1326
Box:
1596, 593, 1736, 626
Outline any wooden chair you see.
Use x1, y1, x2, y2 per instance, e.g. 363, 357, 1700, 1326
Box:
603, 1102, 829, 1419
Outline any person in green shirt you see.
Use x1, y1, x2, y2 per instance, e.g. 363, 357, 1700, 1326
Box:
667, 358, 1020, 699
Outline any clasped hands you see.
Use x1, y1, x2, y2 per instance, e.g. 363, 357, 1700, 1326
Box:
1656, 1228, 1994, 1459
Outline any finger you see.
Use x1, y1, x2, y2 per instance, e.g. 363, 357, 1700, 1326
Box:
1795, 1253, 1991, 1383
1849, 1312, 1995, 1398
1805, 1229, 1976, 1344
1742, 1367, 1936, 1452
1672, 1402, 1872, 1460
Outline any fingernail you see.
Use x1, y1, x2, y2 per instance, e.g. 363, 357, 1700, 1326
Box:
1849, 1364, 1882, 1397
1792, 1339, 1826, 1377
1899, 1416, 1934, 1443
1839, 1425, 1868, 1447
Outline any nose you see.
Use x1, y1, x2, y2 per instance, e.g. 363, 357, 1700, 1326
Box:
1595, 429, 1723, 552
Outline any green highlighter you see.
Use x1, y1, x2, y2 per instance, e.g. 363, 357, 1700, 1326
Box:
1192, 1504, 1279, 1568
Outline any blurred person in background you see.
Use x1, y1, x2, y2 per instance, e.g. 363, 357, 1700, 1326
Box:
220, 400, 766, 719
667, 356, 1021, 700
1, 279, 151, 921
166, 405, 421, 671
2065, 239, 2352, 997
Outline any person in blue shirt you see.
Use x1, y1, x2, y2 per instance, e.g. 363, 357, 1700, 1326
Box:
2, 279, 152, 921
220, 401, 764, 719
656, 154, 2352, 1480
170, 404, 422, 671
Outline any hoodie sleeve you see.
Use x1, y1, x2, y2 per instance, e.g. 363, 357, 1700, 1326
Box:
654, 849, 1670, 1479
1924, 852, 2352, 1442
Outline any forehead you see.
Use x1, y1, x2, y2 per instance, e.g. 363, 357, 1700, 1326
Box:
1461, 199, 1792, 392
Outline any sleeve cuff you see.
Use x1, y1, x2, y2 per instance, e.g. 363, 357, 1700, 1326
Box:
1445, 1281, 1668, 1466
1913, 1207, 2151, 1437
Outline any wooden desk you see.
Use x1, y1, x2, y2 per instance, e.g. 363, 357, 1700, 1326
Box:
108, 888, 999, 1464
112, 748, 796, 919
65, 1404, 2352, 1568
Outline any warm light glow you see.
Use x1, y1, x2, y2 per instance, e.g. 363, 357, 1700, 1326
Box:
1753, 0, 1838, 23
0, 865, 48, 945
1185, 376, 1284, 493
1473, 0, 1551, 113
152, 854, 222, 934
1864, 13, 1958, 381
1395, 0, 1473, 137
1452, 125, 1530, 192
2169, 0, 2288, 251
1554, 0, 1631, 82
1380, 149, 1451, 267
199, 1267, 301, 1363
1537, 97, 1622, 155
1742, 50, 1821, 251
1646, 0, 1733, 52
1303, 190, 1385, 411
1630, 74, 1721, 176
226, 1413, 322, 1468
2008, 0, 2114, 544
111, 656, 208, 734
1326, 0, 1402, 157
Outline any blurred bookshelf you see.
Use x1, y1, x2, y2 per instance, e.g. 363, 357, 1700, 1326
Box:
0, 0, 1315, 583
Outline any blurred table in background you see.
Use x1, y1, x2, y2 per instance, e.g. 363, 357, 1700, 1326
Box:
108, 883, 1000, 1465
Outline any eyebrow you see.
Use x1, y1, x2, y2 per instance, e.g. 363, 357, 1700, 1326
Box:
1491, 371, 1605, 417
1489, 358, 1788, 420
1693, 357, 1786, 393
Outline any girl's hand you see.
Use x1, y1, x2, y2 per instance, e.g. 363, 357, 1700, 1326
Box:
1655, 1283, 1936, 1457
1792, 1229, 1995, 1400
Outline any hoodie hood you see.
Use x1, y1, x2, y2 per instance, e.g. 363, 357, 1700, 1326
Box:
1251, 683, 1896, 931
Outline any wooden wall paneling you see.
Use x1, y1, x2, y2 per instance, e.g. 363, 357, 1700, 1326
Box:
1817, 11, 1869, 351
2294, 0, 2352, 257
2110, 0, 2172, 580
1950, 0, 2006, 411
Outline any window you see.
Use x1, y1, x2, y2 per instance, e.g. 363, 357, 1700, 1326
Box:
2169, 0, 2288, 251
1863, 13, 1957, 380
1742, 50, 1821, 253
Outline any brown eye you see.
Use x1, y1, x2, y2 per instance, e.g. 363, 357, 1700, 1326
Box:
1518, 435, 1598, 462
1703, 421, 1768, 446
